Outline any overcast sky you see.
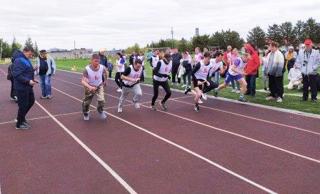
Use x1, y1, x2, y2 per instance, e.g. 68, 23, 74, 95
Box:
1, 0, 319, 51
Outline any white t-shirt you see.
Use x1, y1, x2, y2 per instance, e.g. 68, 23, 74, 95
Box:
84, 64, 105, 87
117, 57, 126, 72
209, 58, 223, 76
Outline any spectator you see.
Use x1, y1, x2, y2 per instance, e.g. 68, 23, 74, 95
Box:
287, 66, 303, 90
7, 63, 17, 102
295, 39, 320, 102
244, 43, 260, 97
266, 42, 285, 103
285, 46, 297, 72
171, 48, 182, 85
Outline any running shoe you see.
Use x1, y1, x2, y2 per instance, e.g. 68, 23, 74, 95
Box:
201, 93, 208, 100
159, 102, 168, 111
134, 103, 141, 109
194, 104, 200, 112
83, 112, 90, 121
99, 111, 107, 119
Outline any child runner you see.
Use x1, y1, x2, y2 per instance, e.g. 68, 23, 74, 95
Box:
81, 54, 109, 120
115, 52, 126, 92
214, 48, 248, 102
151, 53, 172, 111
187, 52, 217, 112
118, 59, 143, 113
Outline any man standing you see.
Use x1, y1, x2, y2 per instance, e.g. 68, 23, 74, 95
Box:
12, 47, 38, 129
81, 54, 109, 120
171, 48, 182, 85
265, 42, 285, 103
36, 50, 56, 99
295, 39, 320, 102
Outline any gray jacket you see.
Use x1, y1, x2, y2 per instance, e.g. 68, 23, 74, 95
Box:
295, 49, 320, 75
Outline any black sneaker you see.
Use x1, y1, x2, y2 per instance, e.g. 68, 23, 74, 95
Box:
184, 88, 191, 95
22, 121, 31, 128
238, 97, 247, 102
213, 89, 218, 97
16, 123, 29, 130
311, 99, 317, 103
194, 104, 200, 112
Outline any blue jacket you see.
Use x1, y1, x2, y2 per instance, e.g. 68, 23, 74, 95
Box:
12, 50, 35, 91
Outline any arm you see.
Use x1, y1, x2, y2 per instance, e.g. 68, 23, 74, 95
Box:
153, 61, 168, 77
12, 59, 31, 85
81, 70, 96, 91
121, 67, 139, 82
191, 63, 201, 81
51, 57, 56, 75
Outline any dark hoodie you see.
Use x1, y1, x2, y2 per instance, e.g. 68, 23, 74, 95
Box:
244, 44, 260, 75
12, 50, 35, 91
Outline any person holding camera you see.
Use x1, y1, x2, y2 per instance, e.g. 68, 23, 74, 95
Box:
295, 39, 320, 102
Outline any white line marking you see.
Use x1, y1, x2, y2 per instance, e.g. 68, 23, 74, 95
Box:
57, 78, 320, 137
55, 79, 320, 163
52, 86, 277, 194
35, 101, 137, 194
172, 99, 320, 136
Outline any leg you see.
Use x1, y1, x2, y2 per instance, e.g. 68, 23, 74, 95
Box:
39, 75, 47, 97
132, 84, 142, 103
16, 89, 30, 127
45, 75, 52, 96
82, 88, 94, 113
309, 74, 318, 100
302, 74, 309, 100
151, 80, 160, 106
161, 81, 172, 104
115, 72, 122, 88
250, 75, 256, 96
96, 86, 105, 113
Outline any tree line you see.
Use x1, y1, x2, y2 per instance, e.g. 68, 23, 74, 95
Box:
0, 37, 38, 58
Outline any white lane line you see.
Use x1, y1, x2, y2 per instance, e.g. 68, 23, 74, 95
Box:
172, 99, 320, 136
35, 101, 137, 194
55, 79, 320, 164
52, 86, 277, 194
56, 78, 320, 136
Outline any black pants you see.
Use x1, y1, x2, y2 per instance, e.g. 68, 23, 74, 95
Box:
16, 88, 35, 127
245, 75, 256, 96
171, 64, 180, 83
202, 80, 218, 94
115, 72, 122, 88
151, 80, 171, 106
302, 74, 318, 100
10, 79, 16, 98
140, 66, 145, 82
268, 75, 284, 98
182, 70, 192, 86
109, 69, 113, 79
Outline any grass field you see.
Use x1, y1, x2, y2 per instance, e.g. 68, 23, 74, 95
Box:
2, 58, 317, 114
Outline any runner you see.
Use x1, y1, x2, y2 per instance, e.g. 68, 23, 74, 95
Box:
214, 49, 248, 102
81, 54, 109, 121
115, 52, 126, 92
118, 59, 143, 113
151, 53, 172, 111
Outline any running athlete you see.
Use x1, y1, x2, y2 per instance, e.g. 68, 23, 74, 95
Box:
115, 52, 126, 92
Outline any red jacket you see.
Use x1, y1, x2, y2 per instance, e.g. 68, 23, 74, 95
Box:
244, 44, 260, 75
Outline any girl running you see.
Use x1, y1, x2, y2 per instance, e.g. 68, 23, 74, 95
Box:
151, 53, 172, 111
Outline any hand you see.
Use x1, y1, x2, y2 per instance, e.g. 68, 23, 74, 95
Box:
89, 86, 97, 92
206, 81, 210, 86
135, 78, 140, 83
197, 81, 204, 85
29, 80, 38, 86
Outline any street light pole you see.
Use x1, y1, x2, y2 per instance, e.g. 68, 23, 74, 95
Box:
171, 27, 174, 48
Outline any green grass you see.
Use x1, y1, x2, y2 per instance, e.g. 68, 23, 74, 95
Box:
55, 58, 320, 115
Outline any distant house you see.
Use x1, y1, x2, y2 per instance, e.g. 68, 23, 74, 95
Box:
48, 48, 93, 59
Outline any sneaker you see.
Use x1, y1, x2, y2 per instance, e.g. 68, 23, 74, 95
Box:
117, 107, 123, 113
10, 96, 17, 101
231, 89, 236, 93
235, 90, 241, 94
134, 103, 141, 109
194, 104, 200, 112
184, 88, 191, 95
151, 105, 157, 111
213, 89, 218, 97
198, 99, 203, 104
311, 99, 317, 103
116, 88, 122, 92
40, 96, 47, 99
22, 121, 31, 128
99, 111, 107, 119
276, 97, 283, 103
201, 93, 208, 100
266, 96, 275, 101
16, 123, 29, 130
238, 97, 247, 102
47, 95, 53, 99
83, 112, 90, 121
159, 102, 168, 111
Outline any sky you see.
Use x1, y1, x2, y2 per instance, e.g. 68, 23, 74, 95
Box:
1, 0, 319, 51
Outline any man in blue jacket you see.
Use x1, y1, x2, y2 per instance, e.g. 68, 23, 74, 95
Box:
12, 47, 38, 129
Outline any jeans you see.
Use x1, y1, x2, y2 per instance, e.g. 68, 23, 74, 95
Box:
39, 75, 52, 97
245, 75, 256, 96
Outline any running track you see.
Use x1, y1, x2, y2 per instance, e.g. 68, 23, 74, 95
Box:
0, 66, 319, 194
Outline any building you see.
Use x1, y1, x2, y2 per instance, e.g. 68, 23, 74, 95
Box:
48, 48, 93, 59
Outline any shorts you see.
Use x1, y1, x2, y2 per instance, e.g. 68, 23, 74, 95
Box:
224, 72, 243, 84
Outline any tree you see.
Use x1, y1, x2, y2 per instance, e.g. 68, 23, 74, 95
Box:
11, 37, 22, 53
279, 22, 296, 46
24, 37, 33, 49
0, 39, 12, 58
191, 34, 210, 51
303, 18, 320, 43
267, 24, 283, 44
210, 30, 244, 50
294, 20, 306, 43
34, 41, 39, 57
247, 26, 266, 49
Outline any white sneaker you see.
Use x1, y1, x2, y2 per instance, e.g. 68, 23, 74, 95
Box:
231, 89, 236, 93
117, 88, 122, 92
99, 111, 107, 119
266, 96, 275, 101
117, 107, 123, 113
201, 93, 208, 100
235, 90, 240, 94
83, 113, 90, 121
198, 99, 203, 104
276, 97, 283, 103
134, 103, 140, 109
182, 84, 186, 88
